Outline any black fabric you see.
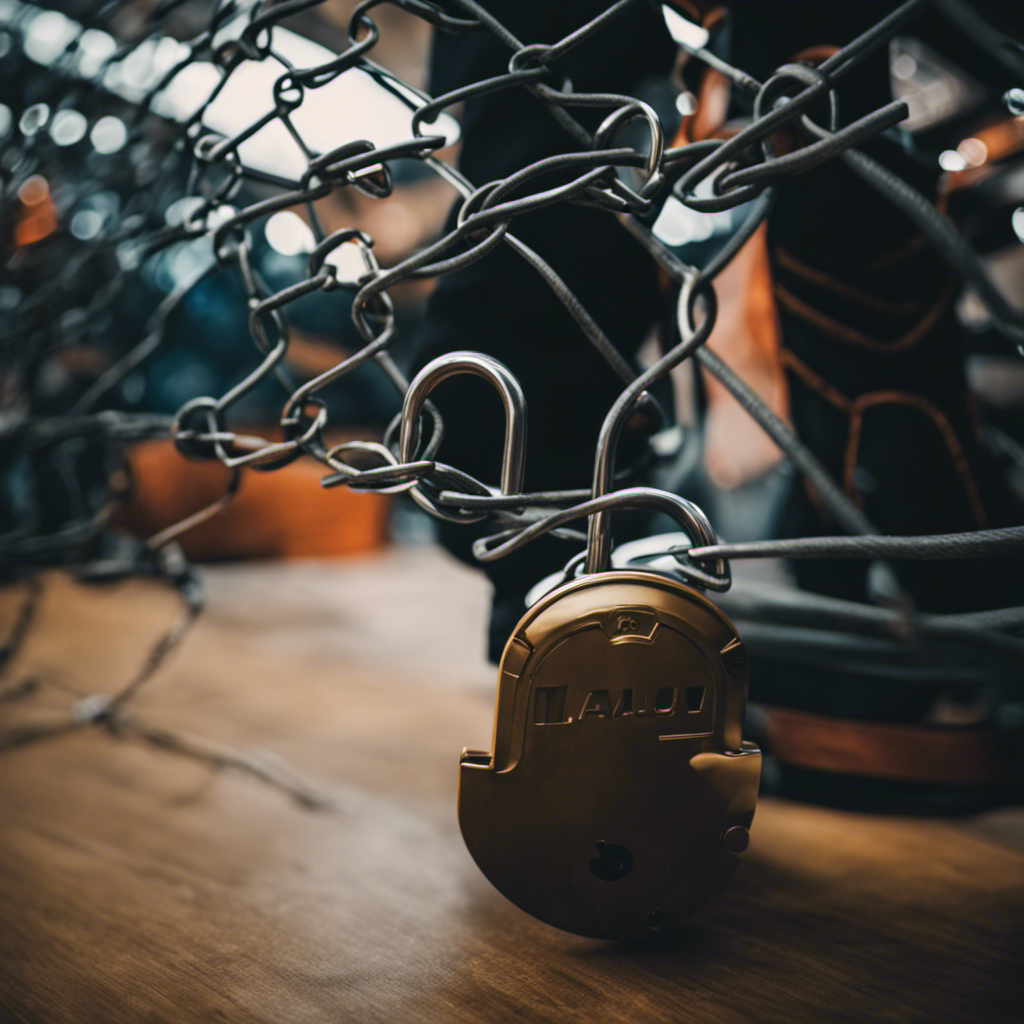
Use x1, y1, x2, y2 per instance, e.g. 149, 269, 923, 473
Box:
414, 1, 675, 659
410, 1, 1024, 662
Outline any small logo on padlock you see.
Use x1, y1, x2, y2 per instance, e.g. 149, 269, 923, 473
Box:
533, 684, 710, 728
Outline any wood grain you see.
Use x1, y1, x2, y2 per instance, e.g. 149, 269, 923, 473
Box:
1, 549, 1022, 1024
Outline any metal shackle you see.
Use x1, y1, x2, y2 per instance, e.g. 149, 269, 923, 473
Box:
585, 271, 712, 576
400, 351, 528, 515
582, 486, 729, 590
594, 98, 665, 181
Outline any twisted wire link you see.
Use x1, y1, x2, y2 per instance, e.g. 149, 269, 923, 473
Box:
3, 0, 1024, 707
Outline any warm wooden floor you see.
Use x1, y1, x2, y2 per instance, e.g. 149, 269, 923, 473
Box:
1, 548, 1022, 1024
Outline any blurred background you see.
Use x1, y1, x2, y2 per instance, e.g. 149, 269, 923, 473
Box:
2, 3, 1024, 1021
5, 0, 1024, 567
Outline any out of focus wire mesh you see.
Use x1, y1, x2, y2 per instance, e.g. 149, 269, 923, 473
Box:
3, 0, 1024, 795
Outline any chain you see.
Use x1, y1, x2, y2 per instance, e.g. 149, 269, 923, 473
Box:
3, 0, 1024, 778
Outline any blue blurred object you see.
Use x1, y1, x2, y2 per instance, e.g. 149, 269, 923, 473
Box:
110, 222, 401, 427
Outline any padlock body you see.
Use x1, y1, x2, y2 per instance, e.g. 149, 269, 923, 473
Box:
459, 571, 759, 940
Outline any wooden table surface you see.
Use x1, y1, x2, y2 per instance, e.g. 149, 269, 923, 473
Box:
2, 547, 1022, 1024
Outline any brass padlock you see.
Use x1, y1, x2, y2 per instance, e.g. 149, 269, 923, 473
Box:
402, 353, 760, 940
459, 555, 759, 940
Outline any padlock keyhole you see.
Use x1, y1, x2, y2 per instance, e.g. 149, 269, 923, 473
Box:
590, 840, 633, 881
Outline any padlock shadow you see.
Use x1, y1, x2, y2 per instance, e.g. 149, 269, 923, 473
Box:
560, 849, 807, 957
555, 848, 1024, 1022
458, 845, 809, 958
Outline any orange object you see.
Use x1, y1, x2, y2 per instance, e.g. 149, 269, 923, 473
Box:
15, 175, 58, 247
700, 222, 789, 489
116, 440, 390, 561
662, 20, 791, 490
765, 707, 1007, 786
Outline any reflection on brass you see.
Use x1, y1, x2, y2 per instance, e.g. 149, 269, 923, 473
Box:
458, 571, 760, 941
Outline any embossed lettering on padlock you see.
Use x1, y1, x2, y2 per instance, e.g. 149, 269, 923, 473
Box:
458, 570, 760, 941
